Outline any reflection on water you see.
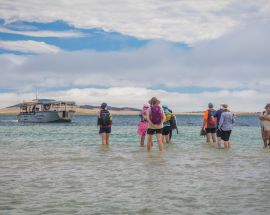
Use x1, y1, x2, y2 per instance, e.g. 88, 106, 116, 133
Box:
0, 115, 269, 215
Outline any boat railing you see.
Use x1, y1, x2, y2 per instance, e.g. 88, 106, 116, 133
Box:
19, 101, 76, 113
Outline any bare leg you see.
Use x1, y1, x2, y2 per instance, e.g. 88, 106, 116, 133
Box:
147, 135, 153, 151
224, 141, 229, 149
206, 133, 211, 143
101, 133, 106, 145
211, 133, 217, 143
261, 128, 268, 147
140, 135, 145, 147
165, 134, 170, 144
105, 133, 110, 145
217, 137, 222, 148
266, 131, 270, 147
157, 133, 163, 151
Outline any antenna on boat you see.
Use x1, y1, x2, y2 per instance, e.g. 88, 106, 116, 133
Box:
35, 88, 38, 100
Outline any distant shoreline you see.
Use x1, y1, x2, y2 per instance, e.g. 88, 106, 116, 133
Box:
0, 107, 260, 116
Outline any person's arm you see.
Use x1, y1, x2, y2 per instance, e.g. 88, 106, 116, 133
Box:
162, 110, 166, 123
174, 115, 179, 134
218, 113, 224, 130
260, 115, 270, 121
97, 111, 100, 127
146, 108, 153, 126
232, 113, 235, 124
203, 110, 208, 129
110, 113, 112, 125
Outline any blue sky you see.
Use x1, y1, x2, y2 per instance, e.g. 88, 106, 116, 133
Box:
0, 0, 269, 111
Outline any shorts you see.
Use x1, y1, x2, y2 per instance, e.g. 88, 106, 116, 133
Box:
205, 127, 216, 134
147, 128, 163, 135
216, 129, 222, 137
99, 127, 111, 134
221, 130, 231, 141
162, 126, 171, 135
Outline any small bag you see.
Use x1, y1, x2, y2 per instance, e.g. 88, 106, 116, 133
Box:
200, 127, 207, 136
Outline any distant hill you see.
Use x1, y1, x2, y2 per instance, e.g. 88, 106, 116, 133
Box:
7, 104, 21, 108
7, 103, 140, 112
79, 105, 140, 111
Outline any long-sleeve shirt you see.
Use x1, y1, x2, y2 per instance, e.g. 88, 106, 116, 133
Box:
218, 111, 234, 131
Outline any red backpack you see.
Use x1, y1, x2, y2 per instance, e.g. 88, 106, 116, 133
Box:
208, 110, 217, 126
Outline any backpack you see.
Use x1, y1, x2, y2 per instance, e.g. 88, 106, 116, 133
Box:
99, 110, 111, 126
165, 112, 172, 123
169, 114, 179, 134
150, 105, 163, 124
169, 114, 177, 129
208, 110, 217, 126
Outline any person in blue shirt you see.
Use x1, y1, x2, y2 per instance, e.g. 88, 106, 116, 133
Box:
214, 105, 224, 148
218, 104, 234, 149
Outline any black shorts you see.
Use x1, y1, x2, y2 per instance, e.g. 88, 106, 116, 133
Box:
99, 127, 111, 134
221, 130, 231, 141
216, 129, 222, 137
147, 128, 163, 135
162, 126, 171, 135
206, 127, 216, 134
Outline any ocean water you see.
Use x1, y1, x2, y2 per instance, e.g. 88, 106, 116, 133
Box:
0, 115, 270, 215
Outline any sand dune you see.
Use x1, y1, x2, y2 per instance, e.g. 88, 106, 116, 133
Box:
0, 107, 259, 116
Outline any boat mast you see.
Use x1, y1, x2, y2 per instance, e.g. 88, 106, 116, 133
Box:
35, 88, 38, 100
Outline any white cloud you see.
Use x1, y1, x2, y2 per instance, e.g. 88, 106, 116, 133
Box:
0, 18, 269, 112
0, 27, 85, 38
0, 87, 268, 112
0, 0, 270, 43
0, 40, 61, 54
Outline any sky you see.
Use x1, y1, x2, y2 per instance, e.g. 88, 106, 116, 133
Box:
0, 0, 269, 111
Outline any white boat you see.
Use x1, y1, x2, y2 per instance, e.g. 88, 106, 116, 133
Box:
17, 99, 76, 123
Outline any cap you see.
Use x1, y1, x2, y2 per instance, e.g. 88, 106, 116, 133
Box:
100, 102, 107, 110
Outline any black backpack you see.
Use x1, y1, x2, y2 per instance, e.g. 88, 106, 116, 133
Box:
169, 114, 178, 134
99, 110, 111, 126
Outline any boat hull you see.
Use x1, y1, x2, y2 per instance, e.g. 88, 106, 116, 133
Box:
17, 111, 74, 123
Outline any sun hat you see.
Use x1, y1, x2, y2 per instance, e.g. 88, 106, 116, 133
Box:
100, 102, 107, 110
143, 103, 150, 108
148, 97, 160, 105
208, 102, 214, 108
221, 104, 228, 109
141, 103, 150, 115
265, 103, 270, 109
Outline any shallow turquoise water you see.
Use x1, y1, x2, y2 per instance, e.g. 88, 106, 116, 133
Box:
0, 115, 270, 215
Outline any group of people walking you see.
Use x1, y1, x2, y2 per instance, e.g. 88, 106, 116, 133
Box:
96, 97, 270, 150
202, 102, 234, 149
96, 97, 177, 151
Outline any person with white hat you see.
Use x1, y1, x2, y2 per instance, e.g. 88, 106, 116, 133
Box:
218, 104, 234, 149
